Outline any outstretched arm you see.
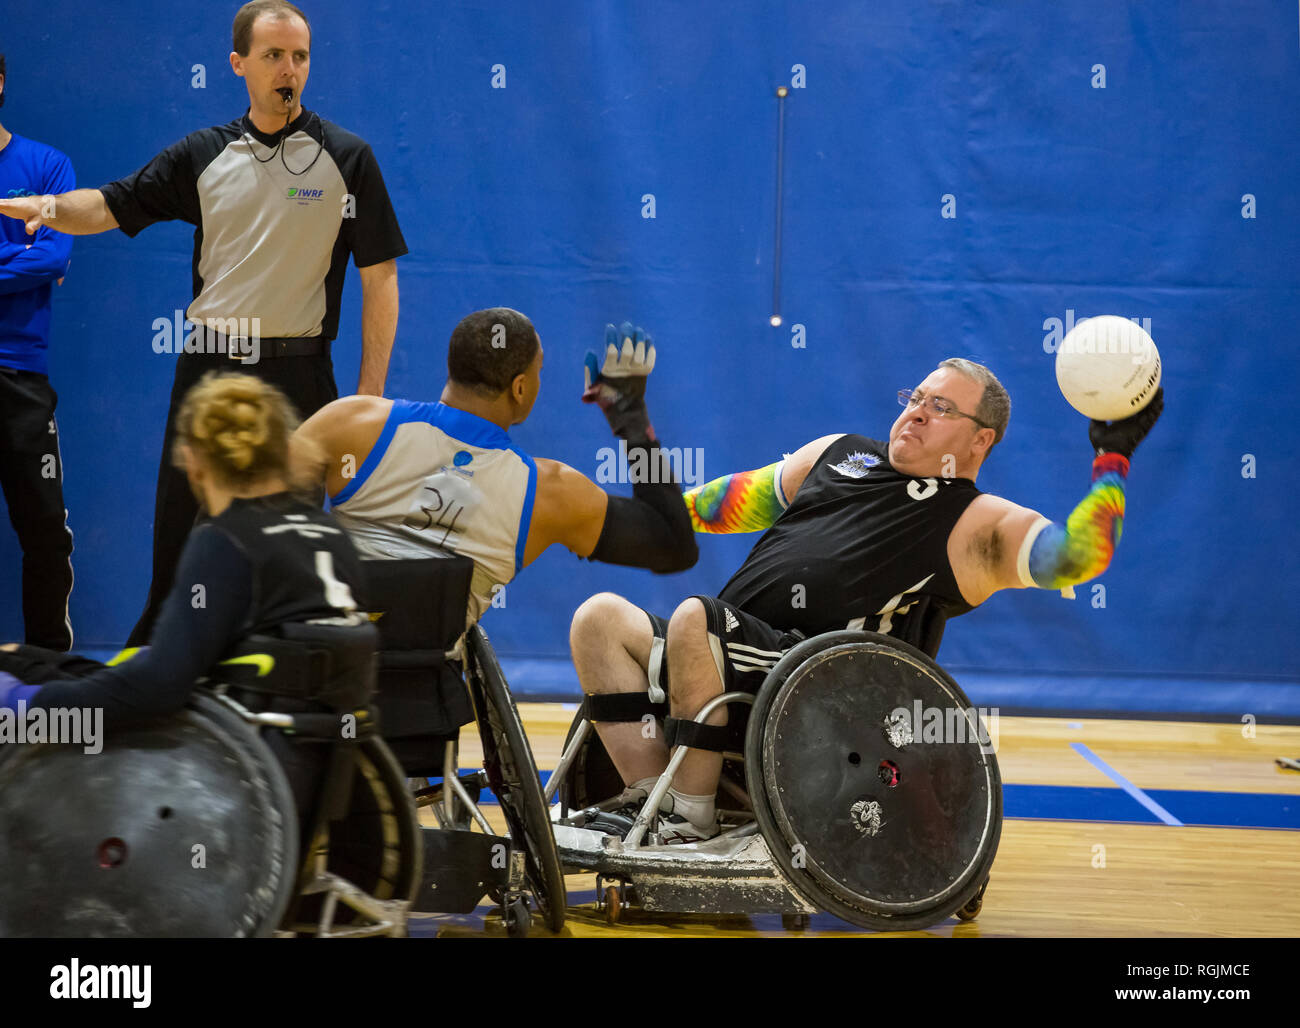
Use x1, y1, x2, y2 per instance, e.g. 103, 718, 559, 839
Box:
8, 526, 251, 730
982, 389, 1164, 596
683, 433, 843, 533
0, 189, 118, 236
526, 454, 696, 573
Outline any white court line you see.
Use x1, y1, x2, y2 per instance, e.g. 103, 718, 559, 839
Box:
1070, 742, 1184, 826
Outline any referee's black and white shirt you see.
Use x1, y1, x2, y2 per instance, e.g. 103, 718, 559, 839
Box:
99, 109, 407, 340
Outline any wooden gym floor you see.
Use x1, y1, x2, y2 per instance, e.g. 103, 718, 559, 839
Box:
408, 704, 1300, 938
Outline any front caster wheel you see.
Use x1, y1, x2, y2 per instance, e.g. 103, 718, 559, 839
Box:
603, 884, 622, 926
505, 897, 531, 938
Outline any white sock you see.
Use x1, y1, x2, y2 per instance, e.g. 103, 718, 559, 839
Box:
666, 788, 715, 828
619, 777, 660, 806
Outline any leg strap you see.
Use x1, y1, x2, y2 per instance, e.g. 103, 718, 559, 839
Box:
585, 692, 668, 723
663, 716, 732, 752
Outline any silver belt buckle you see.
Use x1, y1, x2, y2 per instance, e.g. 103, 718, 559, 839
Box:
226, 337, 246, 362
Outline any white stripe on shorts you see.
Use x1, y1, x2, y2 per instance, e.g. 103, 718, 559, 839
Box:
728, 656, 780, 673
726, 641, 785, 659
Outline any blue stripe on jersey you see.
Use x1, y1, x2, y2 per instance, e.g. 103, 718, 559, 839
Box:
330, 401, 407, 505
422, 401, 514, 449
513, 447, 538, 572
330, 400, 527, 507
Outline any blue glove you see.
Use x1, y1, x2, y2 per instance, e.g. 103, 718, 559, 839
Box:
582, 322, 657, 442
0, 670, 39, 711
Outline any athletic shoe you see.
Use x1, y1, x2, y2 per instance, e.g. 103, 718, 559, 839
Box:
583, 785, 657, 837
582, 801, 643, 836
654, 812, 720, 844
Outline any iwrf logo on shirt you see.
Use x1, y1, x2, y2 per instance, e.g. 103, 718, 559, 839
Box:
827, 451, 880, 479
286, 187, 325, 204
50, 960, 151, 1008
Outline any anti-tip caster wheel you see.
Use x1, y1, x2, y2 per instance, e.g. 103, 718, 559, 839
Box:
955, 897, 982, 921
603, 884, 622, 926
956, 878, 989, 922
505, 897, 531, 938
781, 912, 810, 932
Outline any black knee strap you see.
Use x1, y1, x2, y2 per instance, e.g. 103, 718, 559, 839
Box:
663, 716, 732, 752
585, 692, 668, 723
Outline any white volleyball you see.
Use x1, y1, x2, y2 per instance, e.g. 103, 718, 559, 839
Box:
1055, 315, 1162, 420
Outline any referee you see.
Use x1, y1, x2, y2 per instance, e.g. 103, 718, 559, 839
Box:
0, 1, 407, 646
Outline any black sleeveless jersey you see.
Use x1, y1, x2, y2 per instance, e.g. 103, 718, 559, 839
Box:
213, 493, 366, 636
30, 493, 366, 729
718, 434, 981, 639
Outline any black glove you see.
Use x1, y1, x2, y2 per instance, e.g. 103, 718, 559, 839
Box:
582, 322, 656, 441
1089, 387, 1163, 459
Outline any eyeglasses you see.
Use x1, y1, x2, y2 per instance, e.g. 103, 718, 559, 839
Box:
897, 390, 992, 429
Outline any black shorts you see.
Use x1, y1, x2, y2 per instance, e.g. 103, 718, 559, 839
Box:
643, 595, 805, 697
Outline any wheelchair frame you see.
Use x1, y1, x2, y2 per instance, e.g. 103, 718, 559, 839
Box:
546, 690, 820, 925
204, 690, 424, 939
543, 631, 999, 931
398, 624, 568, 937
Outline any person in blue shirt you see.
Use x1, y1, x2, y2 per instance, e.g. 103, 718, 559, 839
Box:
0, 53, 76, 650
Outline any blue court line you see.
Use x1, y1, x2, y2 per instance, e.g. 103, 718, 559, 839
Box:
1069, 742, 1183, 825
1002, 784, 1299, 830
438, 769, 1299, 831
487, 658, 1300, 721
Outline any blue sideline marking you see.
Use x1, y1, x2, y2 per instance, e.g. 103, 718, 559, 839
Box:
440, 769, 1298, 830
1002, 784, 1299, 831
1069, 742, 1183, 825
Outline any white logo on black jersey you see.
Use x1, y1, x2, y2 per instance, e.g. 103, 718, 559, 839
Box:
723, 608, 739, 632
827, 451, 881, 479
263, 518, 342, 540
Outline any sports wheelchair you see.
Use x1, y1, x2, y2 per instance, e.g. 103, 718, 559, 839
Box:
0, 621, 423, 938
359, 556, 566, 937
547, 598, 1001, 932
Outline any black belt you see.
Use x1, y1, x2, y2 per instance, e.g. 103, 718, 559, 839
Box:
187, 332, 329, 361
225, 337, 328, 360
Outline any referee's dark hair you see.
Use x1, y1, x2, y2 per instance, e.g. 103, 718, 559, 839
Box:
447, 308, 540, 396
0, 54, 7, 109
233, 1, 312, 56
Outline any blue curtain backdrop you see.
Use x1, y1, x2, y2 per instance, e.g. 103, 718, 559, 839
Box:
2, 1, 1297, 714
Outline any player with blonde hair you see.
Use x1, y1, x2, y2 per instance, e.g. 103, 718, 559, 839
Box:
0, 372, 366, 735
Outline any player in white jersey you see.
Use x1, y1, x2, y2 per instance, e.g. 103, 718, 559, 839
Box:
296, 308, 697, 625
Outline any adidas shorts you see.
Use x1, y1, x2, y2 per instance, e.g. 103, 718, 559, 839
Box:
642, 595, 805, 698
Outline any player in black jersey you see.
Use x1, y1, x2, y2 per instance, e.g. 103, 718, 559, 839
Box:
0, 373, 367, 830
570, 359, 1163, 842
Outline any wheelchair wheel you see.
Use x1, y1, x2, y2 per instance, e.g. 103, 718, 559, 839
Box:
293, 735, 423, 928
745, 631, 1001, 933
466, 624, 567, 934
324, 736, 423, 902
0, 693, 299, 937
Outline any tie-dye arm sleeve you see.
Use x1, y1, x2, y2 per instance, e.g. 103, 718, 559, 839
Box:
683, 461, 790, 534
1021, 453, 1129, 589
